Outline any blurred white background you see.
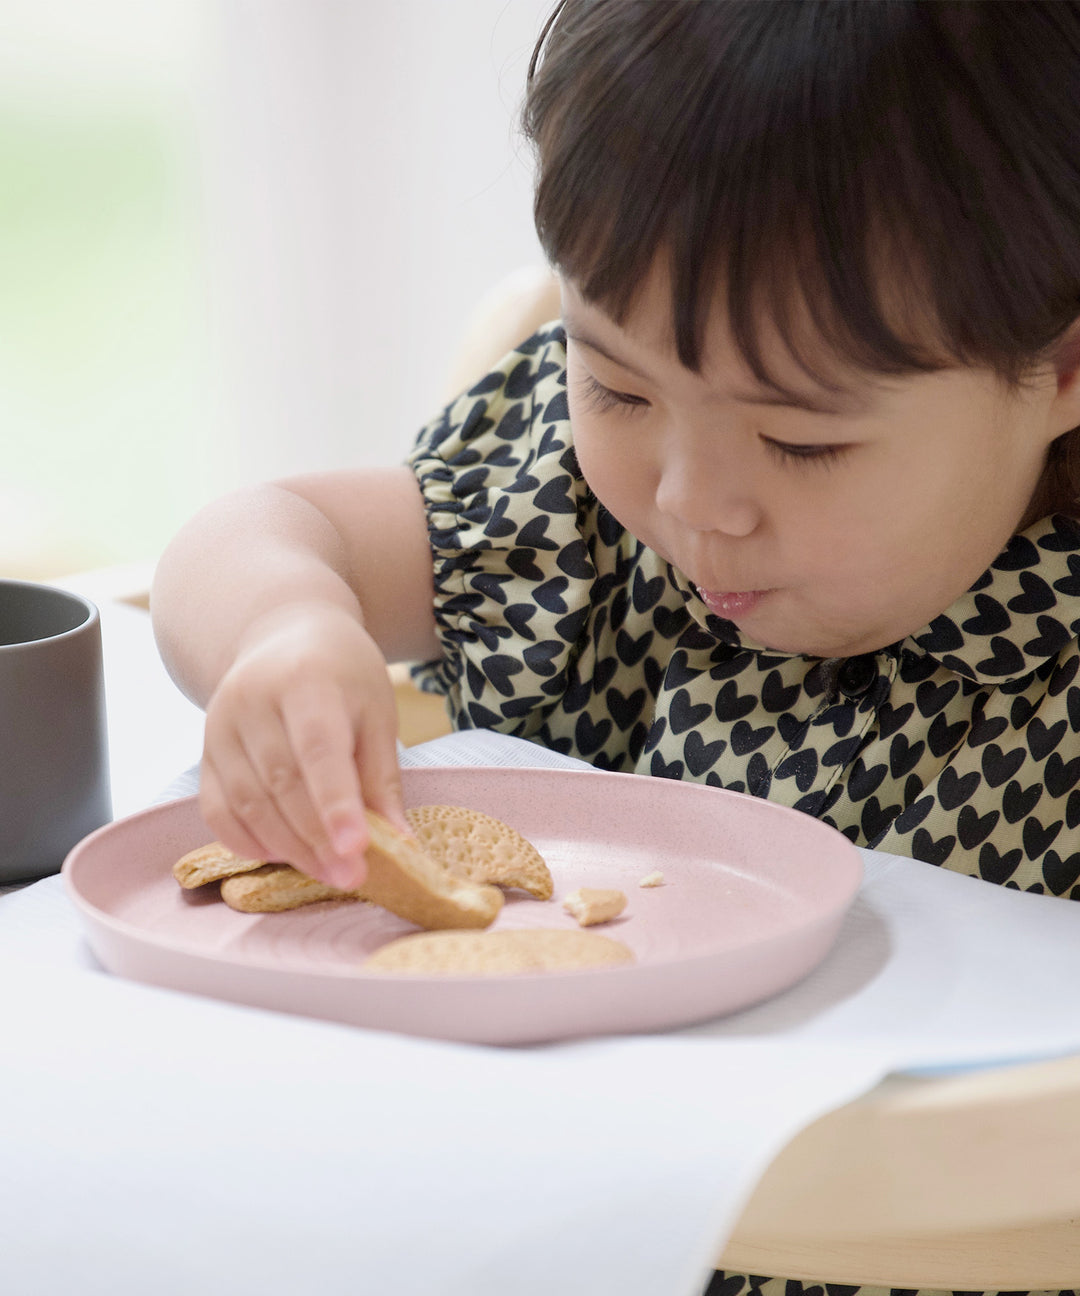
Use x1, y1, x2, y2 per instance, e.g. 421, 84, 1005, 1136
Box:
0, 0, 553, 579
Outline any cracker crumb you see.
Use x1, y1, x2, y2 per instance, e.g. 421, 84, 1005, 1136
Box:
638, 871, 665, 888
563, 887, 627, 927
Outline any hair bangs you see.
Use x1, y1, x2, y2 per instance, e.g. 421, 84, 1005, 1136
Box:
524, 0, 1080, 390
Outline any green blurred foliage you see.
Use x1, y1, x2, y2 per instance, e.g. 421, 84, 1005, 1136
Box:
0, 93, 215, 578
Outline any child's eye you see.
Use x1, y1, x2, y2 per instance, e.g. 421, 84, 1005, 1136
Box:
762, 438, 851, 469
579, 373, 651, 415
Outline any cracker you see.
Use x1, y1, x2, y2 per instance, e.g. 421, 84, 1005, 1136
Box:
363, 927, 634, 975
176, 811, 504, 930
353, 811, 503, 929
405, 804, 553, 899
562, 887, 627, 926
638, 871, 665, 888
221, 863, 360, 913
173, 841, 267, 889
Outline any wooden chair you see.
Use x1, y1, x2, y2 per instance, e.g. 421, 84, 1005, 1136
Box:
720, 1053, 1080, 1287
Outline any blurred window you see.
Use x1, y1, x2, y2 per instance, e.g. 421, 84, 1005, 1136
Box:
0, 0, 215, 578
0, 1, 549, 580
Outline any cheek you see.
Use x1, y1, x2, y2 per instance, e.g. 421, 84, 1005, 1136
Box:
774, 459, 928, 589
568, 407, 601, 487
568, 403, 634, 499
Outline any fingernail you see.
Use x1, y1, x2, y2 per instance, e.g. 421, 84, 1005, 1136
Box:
332, 824, 366, 856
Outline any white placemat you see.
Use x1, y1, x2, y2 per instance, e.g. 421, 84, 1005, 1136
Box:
2, 730, 1079, 1296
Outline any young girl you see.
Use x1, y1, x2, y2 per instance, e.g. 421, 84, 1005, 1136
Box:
153, 3, 1080, 1293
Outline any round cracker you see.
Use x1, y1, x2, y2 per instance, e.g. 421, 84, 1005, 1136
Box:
363, 927, 634, 975
405, 805, 554, 900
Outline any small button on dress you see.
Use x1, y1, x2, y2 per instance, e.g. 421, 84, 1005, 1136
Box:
837, 654, 877, 699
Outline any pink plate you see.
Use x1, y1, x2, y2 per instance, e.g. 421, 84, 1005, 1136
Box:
62, 766, 862, 1045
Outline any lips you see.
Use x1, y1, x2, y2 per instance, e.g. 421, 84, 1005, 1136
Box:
697, 588, 770, 619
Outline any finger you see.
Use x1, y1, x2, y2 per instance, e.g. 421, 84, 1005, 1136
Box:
352, 702, 409, 837
206, 719, 331, 884
280, 680, 372, 885
234, 709, 360, 889
198, 755, 271, 863
201, 748, 313, 873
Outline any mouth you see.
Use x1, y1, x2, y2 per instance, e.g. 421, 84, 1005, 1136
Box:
696, 588, 772, 620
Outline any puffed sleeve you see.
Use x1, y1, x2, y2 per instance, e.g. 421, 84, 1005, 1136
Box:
405, 324, 601, 738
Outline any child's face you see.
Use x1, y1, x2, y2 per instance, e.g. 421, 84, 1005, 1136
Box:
561, 268, 1068, 658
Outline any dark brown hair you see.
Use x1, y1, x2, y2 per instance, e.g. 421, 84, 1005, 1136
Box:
523, 0, 1080, 515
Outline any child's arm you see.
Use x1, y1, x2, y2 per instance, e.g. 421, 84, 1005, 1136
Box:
151, 465, 439, 890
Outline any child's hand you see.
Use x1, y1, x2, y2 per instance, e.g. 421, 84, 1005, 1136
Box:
197, 602, 405, 891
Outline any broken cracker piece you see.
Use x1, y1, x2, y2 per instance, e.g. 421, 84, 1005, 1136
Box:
176, 809, 504, 931
221, 863, 361, 913
353, 811, 503, 930
173, 841, 267, 889
638, 871, 665, 888
562, 887, 627, 927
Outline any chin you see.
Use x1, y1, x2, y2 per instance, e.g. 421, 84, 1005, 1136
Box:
754, 623, 879, 659
743, 595, 893, 659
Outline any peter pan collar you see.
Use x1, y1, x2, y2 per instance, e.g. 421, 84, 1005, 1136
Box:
910, 514, 1080, 683
674, 514, 1080, 685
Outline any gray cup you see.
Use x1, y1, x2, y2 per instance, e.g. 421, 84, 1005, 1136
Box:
0, 580, 111, 883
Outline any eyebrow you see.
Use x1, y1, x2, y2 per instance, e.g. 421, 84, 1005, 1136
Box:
731, 386, 867, 416
564, 324, 872, 417
564, 326, 655, 382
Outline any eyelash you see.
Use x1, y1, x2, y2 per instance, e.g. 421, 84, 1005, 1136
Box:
578, 373, 650, 416
577, 374, 850, 469
762, 439, 850, 471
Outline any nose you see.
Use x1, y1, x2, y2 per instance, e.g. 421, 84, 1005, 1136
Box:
655, 451, 761, 537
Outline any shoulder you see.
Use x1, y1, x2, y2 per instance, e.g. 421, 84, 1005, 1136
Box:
408, 324, 587, 557
409, 323, 568, 474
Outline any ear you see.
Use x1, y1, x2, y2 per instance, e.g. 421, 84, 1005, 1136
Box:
1047, 316, 1080, 437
